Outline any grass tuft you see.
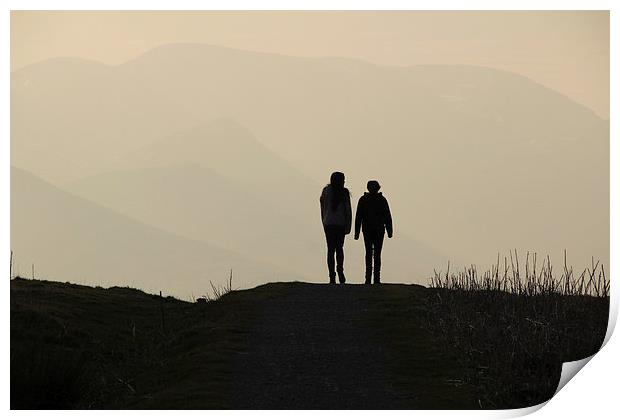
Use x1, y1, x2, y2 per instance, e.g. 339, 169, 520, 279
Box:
202, 269, 235, 302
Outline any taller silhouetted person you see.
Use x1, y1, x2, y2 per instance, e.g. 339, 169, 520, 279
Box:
320, 172, 352, 284
354, 180, 393, 284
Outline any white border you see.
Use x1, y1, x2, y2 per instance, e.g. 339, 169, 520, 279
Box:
3, 1, 617, 419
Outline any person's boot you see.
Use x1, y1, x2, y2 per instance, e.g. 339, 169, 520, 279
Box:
337, 269, 346, 284
365, 269, 372, 284
329, 272, 336, 284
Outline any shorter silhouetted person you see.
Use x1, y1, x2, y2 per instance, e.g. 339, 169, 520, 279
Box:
354, 180, 393, 284
320, 172, 352, 284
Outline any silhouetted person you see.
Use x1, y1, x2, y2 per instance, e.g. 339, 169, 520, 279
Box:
320, 172, 352, 284
354, 180, 393, 284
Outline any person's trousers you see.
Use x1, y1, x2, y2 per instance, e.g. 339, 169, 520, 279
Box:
324, 225, 346, 283
363, 229, 385, 283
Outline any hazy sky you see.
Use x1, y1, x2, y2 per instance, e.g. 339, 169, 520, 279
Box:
11, 11, 609, 118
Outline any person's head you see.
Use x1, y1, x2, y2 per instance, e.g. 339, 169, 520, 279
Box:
367, 180, 381, 193
330, 171, 345, 189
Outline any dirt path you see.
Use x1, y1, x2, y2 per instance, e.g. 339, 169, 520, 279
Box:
229, 283, 478, 409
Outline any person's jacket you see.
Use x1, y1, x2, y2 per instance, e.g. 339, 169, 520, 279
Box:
320, 185, 352, 233
355, 192, 393, 237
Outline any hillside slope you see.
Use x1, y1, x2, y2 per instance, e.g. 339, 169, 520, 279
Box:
13, 277, 606, 409
11, 278, 479, 409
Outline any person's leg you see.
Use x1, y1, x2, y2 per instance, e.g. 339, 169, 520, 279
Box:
373, 230, 385, 284
324, 227, 337, 283
363, 231, 373, 284
335, 227, 346, 284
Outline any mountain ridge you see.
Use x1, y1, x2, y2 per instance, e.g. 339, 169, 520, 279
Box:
12, 43, 603, 118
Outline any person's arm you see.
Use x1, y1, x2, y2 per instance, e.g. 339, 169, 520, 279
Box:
384, 197, 393, 238
344, 193, 352, 235
354, 197, 363, 239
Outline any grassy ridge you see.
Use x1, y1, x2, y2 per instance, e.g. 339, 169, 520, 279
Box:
10, 274, 609, 409
11, 279, 185, 408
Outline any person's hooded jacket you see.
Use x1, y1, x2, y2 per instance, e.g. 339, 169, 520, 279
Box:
354, 192, 393, 237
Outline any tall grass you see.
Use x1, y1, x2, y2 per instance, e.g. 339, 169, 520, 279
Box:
431, 250, 609, 297
425, 251, 609, 409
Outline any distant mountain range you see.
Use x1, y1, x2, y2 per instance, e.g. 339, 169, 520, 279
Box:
11, 166, 296, 297
11, 43, 609, 292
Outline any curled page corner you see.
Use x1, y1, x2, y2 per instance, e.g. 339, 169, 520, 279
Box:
554, 355, 595, 396
503, 358, 597, 420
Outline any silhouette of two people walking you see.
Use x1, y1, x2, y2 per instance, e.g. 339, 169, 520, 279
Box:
320, 172, 393, 284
